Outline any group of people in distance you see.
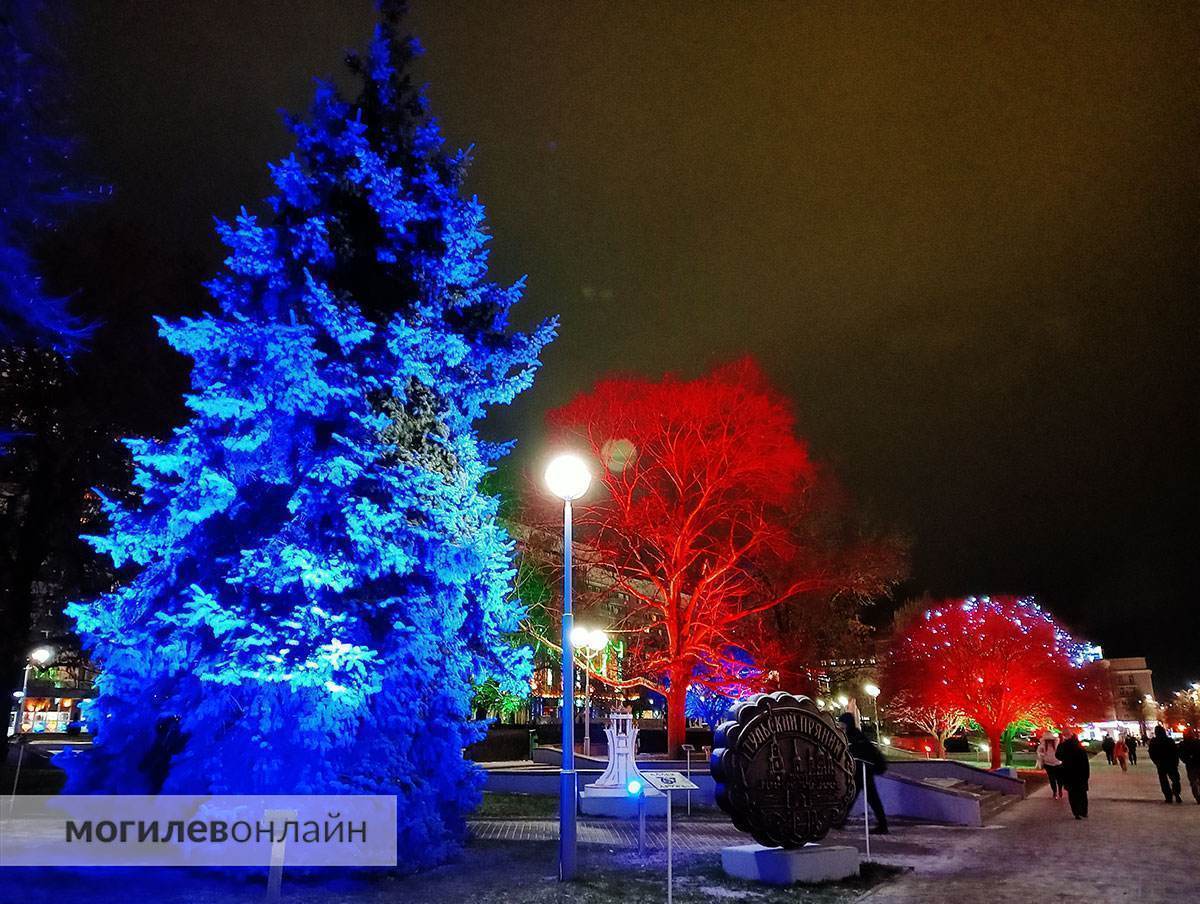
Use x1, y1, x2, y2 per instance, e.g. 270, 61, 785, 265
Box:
1099, 730, 1138, 770
1037, 725, 1200, 819
839, 715, 1198, 835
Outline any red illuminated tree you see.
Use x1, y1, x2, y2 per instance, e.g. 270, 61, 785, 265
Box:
883, 595, 1109, 769
1164, 690, 1200, 732
543, 359, 904, 754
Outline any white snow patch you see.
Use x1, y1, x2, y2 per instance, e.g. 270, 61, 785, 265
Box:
698, 886, 765, 899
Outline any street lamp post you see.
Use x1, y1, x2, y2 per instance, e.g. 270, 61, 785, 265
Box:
570, 626, 608, 759
545, 454, 591, 883
864, 683, 882, 739
9, 647, 53, 804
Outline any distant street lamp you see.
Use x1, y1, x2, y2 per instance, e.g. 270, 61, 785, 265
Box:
545, 453, 591, 882
570, 626, 608, 758
863, 683, 882, 738
10, 646, 53, 803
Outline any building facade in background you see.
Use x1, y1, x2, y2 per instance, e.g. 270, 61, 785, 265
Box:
1080, 654, 1158, 739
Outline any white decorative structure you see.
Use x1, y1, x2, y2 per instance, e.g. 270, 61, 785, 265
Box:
580, 712, 667, 817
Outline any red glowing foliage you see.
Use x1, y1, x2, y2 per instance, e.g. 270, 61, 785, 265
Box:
546, 358, 904, 754
883, 595, 1110, 769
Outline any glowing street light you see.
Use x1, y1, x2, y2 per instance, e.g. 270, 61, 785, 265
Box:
863, 683, 882, 740
15, 646, 53, 723
836, 693, 849, 709
570, 626, 608, 758
545, 453, 591, 882
10, 646, 54, 803
545, 454, 591, 501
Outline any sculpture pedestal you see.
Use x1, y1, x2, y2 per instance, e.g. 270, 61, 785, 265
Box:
721, 843, 860, 885
579, 785, 667, 817
580, 712, 665, 817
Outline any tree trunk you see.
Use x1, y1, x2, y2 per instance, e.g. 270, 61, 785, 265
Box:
666, 678, 688, 758
987, 726, 1003, 770
931, 733, 945, 758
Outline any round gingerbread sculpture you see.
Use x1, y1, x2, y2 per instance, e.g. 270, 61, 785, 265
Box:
710, 691, 858, 848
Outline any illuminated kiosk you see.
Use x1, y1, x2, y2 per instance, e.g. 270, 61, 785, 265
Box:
580, 712, 667, 817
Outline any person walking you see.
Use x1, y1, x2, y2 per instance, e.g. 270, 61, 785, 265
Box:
1147, 724, 1183, 803
1035, 730, 1064, 799
1056, 732, 1090, 819
1178, 727, 1200, 805
838, 712, 890, 834
1113, 736, 1129, 772
1126, 733, 1139, 766
1101, 733, 1116, 765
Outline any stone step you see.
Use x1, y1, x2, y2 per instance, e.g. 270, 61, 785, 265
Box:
914, 777, 1024, 823
979, 790, 1021, 821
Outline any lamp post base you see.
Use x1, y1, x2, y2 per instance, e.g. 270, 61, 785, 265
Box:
558, 769, 577, 881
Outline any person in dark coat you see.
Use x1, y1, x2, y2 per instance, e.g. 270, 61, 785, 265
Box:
838, 712, 889, 834
1055, 732, 1090, 819
1148, 724, 1183, 803
1100, 733, 1115, 765
1125, 733, 1139, 766
1179, 728, 1200, 805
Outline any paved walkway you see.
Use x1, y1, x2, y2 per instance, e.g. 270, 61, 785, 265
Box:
471, 816, 749, 851
860, 755, 1198, 902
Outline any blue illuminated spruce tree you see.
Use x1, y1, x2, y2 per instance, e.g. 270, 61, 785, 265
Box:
61, 2, 553, 866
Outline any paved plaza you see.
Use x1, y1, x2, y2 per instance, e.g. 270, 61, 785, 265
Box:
860, 758, 1197, 902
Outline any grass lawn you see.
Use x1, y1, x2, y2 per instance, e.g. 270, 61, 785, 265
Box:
476, 791, 560, 818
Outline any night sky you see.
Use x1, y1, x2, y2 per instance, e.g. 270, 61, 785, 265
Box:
53, 3, 1197, 688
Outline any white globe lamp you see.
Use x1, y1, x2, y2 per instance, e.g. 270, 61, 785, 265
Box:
545, 454, 591, 501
